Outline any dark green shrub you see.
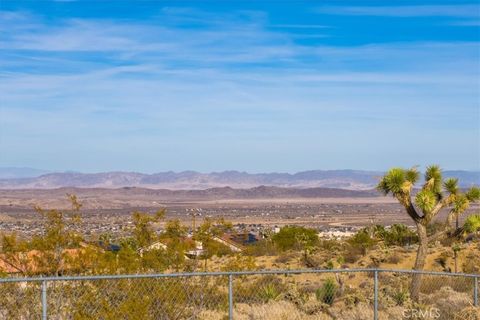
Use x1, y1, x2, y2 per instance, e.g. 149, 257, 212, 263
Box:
347, 229, 375, 255
315, 278, 337, 305
272, 226, 318, 251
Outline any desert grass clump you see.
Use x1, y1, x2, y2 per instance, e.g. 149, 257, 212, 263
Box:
315, 278, 337, 305
234, 275, 287, 304
258, 283, 282, 302
421, 286, 472, 320
392, 289, 410, 306
453, 306, 480, 320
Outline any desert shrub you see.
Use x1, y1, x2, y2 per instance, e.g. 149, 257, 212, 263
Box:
383, 224, 418, 246
453, 306, 480, 320
369, 259, 381, 269
347, 229, 376, 255
203, 239, 232, 258
140, 248, 169, 272
272, 226, 318, 251
386, 252, 402, 264
462, 252, 480, 273
343, 246, 362, 264
344, 292, 367, 307
304, 255, 322, 268
318, 239, 341, 251
324, 260, 334, 270
275, 251, 298, 264
315, 278, 337, 305
221, 254, 256, 272
258, 283, 282, 302
234, 275, 287, 304
301, 299, 326, 315
434, 252, 450, 272
392, 289, 409, 306
0, 282, 41, 319
68, 277, 209, 319
283, 283, 309, 306
421, 286, 472, 320
232, 300, 327, 320
333, 302, 374, 320
420, 275, 473, 295
244, 239, 278, 256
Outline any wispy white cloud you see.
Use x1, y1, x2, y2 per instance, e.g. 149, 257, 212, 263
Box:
270, 24, 330, 29
0, 7, 479, 171
0, 11, 298, 67
316, 5, 480, 18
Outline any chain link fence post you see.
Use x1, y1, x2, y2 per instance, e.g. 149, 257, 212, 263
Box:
228, 274, 233, 320
374, 270, 378, 320
41, 280, 47, 320
474, 276, 478, 307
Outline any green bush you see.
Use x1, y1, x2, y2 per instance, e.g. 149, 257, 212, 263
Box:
463, 214, 480, 233
259, 283, 282, 302
383, 224, 418, 246
347, 229, 375, 255
234, 275, 287, 304
315, 278, 337, 305
244, 239, 278, 256
392, 289, 409, 306
272, 226, 318, 251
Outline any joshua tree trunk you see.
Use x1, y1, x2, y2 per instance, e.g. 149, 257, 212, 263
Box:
411, 223, 428, 300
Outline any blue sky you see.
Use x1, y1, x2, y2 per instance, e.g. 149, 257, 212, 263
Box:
0, 0, 479, 173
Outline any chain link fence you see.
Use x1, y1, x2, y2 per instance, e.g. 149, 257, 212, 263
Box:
0, 269, 478, 320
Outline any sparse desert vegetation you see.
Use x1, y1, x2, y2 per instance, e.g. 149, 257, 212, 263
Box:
0, 167, 479, 319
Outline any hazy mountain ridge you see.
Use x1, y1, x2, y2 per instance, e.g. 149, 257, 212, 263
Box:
0, 186, 378, 206
0, 168, 478, 190
0, 167, 51, 179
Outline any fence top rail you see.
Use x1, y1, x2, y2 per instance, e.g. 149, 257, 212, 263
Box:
0, 268, 478, 283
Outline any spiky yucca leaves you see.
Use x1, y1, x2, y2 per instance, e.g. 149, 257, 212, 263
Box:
466, 186, 480, 202
405, 167, 420, 184
424, 165, 443, 196
415, 190, 437, 215
377, 168, 406, 195
443, 178, 459, 195
452, 195, 469, 215
377, 167, 419, 207
377, 165, 477, 222
463, 214, 480, 234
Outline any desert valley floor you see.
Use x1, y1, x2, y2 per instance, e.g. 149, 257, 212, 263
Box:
0, 187, 478, 238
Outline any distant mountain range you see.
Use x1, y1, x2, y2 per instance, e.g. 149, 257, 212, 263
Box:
0, 167, 51, 179
0, 168, 478, 190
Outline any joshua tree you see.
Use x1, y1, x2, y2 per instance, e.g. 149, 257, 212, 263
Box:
377, 165, 479, 299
